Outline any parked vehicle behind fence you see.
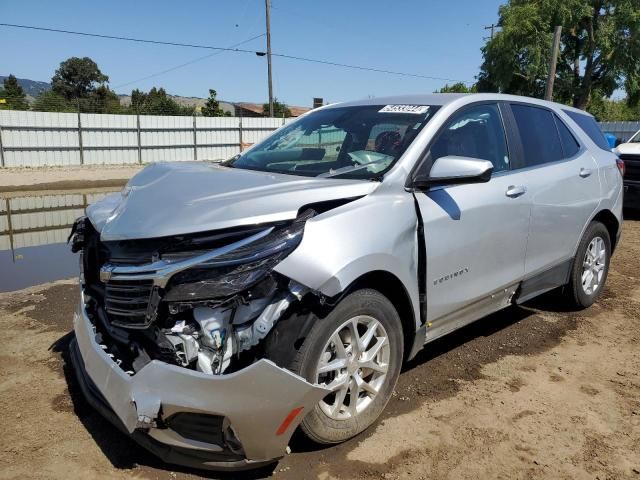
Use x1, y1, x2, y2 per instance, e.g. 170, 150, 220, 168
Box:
614, 128, 640, 208
68, 93, 623, 471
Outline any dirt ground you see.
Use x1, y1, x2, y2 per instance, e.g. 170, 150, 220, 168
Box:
0, 165, 141, 192
1, 218, 639, 480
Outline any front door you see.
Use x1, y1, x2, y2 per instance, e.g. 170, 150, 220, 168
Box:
413, 103, 531, 340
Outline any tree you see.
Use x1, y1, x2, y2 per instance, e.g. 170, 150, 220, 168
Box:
0, 75, 29, 110
477, 0, 640, 110
201, 89, 229, 117
263, 98, 291, 117
51, 57, 109, 101
129, 87, 196, 116
81, 85, 125, 114
437, 82, 477, 93
31, 91, 75, 112
587, 93, 640, 121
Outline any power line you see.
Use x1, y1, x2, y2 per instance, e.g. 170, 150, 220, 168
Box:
113, 33, 266, 90
0, 22, 473, 85
0, 23, 260, 54
271, 52, 469, 83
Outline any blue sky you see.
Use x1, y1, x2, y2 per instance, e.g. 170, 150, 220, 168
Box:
2, 0, 503, 106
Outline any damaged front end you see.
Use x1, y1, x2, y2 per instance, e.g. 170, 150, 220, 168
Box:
68, 209, 328, 469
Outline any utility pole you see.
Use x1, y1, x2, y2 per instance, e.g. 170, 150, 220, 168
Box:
545, 26, 563, 101
484, 23, 497, 41
265, 0, 274, 117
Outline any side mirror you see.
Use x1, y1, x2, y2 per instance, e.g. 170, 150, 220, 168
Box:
411, 155, 493, 189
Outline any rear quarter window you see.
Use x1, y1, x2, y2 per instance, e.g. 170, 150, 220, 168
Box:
563, 110, 610, 151
554, 115, 581, 158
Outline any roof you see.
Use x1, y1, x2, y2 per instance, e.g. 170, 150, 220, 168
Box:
330, 93, 470, 109
325, 93, 593, 116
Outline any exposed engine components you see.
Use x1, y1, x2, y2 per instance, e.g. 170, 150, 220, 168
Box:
72, 210, 317, 378
193, 306, 233, 375
164, 321, 200, 367
146, 279, 309, 376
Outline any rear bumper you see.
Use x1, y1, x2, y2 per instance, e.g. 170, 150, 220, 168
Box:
71, 289, 328, 471
624, 181, 640, 209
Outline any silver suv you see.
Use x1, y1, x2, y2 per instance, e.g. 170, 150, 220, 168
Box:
69, 94, 623, 471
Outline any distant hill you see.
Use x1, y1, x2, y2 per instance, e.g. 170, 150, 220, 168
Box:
1, 76, 311, 116
0, 76, 51, 96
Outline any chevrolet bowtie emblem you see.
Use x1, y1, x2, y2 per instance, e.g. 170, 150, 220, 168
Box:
99, 265, 115, 283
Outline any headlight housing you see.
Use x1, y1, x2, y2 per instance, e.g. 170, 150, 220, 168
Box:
164, 210, 314, 301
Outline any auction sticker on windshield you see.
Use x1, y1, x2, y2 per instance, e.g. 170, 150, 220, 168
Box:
379, 105, 430, 114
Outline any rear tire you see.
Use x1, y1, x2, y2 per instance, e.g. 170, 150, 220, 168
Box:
566, 221, 611, 308
286, 289, 403, 444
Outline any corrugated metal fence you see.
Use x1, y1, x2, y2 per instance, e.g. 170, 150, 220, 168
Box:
2, 111, 638, 169
599, 121, 640, 142
0, 110, 294, 168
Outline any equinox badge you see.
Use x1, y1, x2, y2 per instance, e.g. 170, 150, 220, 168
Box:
433, 267, 470, 286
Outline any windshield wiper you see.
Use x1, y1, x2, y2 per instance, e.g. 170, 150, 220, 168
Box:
318, 159, 389, 178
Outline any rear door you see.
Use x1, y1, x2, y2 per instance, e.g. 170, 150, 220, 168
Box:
507, 103, 600, 284
414, 102, 531, 339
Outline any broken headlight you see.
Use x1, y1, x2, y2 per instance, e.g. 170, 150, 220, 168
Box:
164, 210, 314, 301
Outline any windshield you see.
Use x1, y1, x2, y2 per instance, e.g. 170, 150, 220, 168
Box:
630, 130, 640, 143
228, 104, 438, 179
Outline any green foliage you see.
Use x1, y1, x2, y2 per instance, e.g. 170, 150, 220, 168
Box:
587, 93, 640, 121
263, 98, 291, 117
0, 74, 30, 110
477, 0, 640, 110
129, 87, 196, 116
31, 91, 76, 112
201, 89, 229, 117
51, 57, 109, 101
437, 82, 478, 93
28, 57, 123, 113
80, 85, 126, 114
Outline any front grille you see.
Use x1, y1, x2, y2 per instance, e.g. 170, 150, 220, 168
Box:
620, 154, 640, 182
104, 279, 154, 328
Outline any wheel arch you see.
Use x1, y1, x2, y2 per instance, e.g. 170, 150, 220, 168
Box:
591, 209, 620, 252
341, 270, 418, 362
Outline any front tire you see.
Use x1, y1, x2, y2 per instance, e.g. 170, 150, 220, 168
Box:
289, 289, 404, 444
566, 221, 611, 308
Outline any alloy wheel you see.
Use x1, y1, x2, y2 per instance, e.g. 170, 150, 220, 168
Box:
315, 315, 390, 420
581, 236, 606, 296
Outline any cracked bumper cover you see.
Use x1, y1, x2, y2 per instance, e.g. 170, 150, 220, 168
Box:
71, 290, 328, 470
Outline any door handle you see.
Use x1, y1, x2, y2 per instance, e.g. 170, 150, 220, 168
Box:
505, 185, 527, 198
579, 168, 593, 178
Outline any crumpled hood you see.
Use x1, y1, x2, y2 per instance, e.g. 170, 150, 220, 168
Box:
87, 162, 378, 241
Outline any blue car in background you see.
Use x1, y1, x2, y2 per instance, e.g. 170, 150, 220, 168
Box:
604, 133, 618, 149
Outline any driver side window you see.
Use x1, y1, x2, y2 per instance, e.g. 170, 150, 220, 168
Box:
430, 104, 510, 173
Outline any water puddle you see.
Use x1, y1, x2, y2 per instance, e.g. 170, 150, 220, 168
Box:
0, 188, 119, 292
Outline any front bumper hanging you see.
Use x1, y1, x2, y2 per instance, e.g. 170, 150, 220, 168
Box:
70, 290, 328, 471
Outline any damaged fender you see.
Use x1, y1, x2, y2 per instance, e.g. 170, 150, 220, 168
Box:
274, 190, 422, 333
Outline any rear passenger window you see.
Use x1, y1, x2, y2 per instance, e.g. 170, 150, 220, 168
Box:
511, 104, 563, 167
563, 110, 610, 151
554, 115, 580, 158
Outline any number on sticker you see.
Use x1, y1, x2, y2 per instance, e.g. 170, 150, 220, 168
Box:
379, 105, 430, 114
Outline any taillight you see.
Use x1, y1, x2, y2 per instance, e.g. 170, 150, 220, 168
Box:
616, 158, 625, 177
